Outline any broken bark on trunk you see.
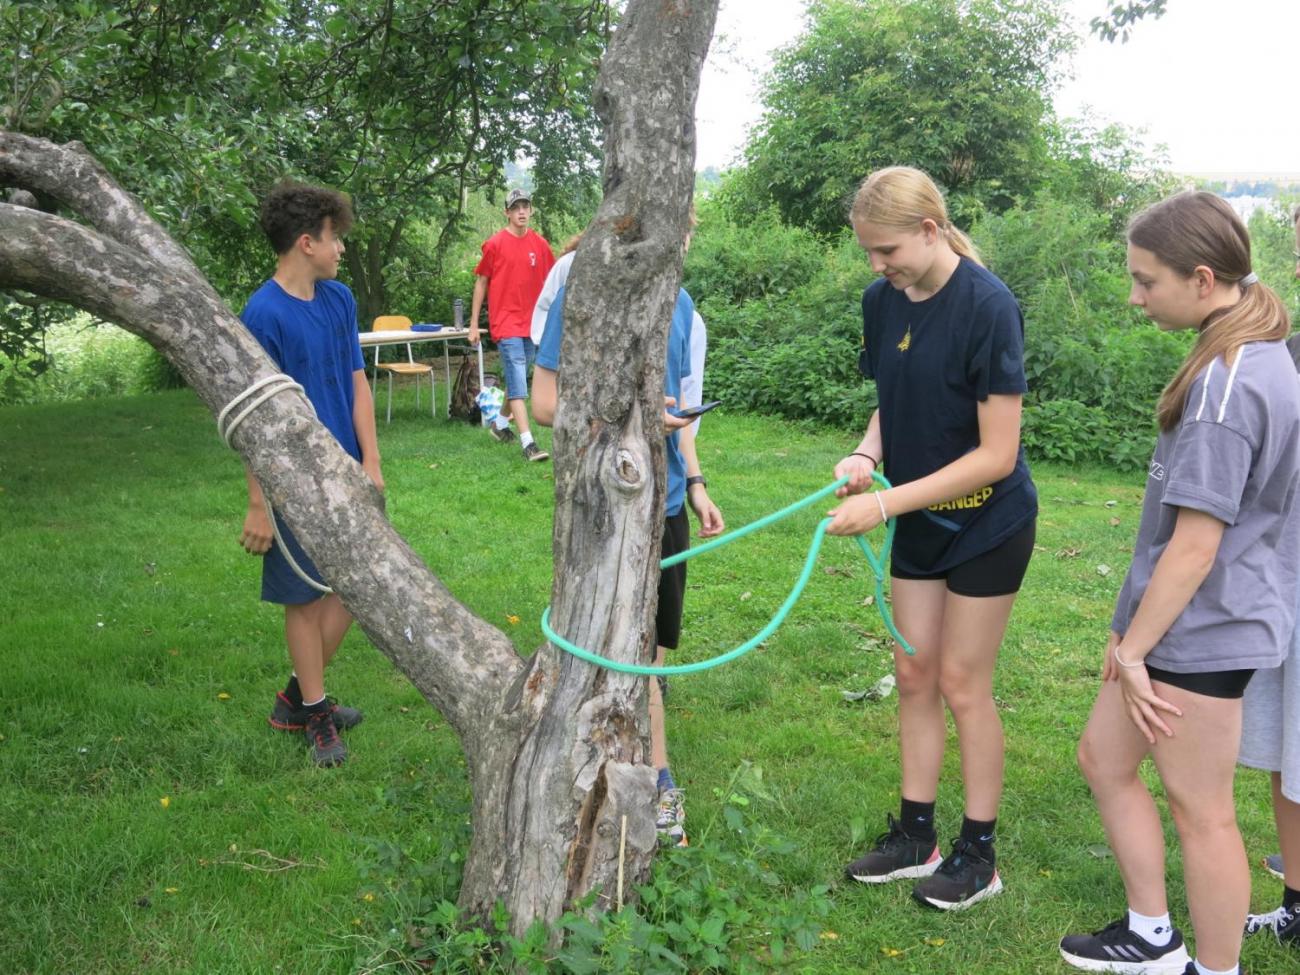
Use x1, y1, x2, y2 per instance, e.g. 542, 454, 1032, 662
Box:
0, 0, 717, 934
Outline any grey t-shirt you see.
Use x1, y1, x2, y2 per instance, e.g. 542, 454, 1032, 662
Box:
1112, 340, 1300, 672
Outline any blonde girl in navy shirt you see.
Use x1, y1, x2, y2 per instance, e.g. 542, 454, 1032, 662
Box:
828, 166, 1037, 911
1059, 193, 1299, 975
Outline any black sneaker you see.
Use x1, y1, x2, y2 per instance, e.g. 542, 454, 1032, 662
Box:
911, 837, 1003, 910
521, 441, 549, 462
303, 709, 348, 767
844, 814, 941, 884
1281, 904, 1300, 944
489, 424, 516, 444
1059, 917, 1190, 973
1246, 903, 1300, 943
268, 692, 363, 732
1265, 852, 1285, 879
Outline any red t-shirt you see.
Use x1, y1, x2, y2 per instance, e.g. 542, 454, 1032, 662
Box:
474, 228, 555, 340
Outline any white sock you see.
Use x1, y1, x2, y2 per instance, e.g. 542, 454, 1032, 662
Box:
1127, 908, 1174, 946
1194, 960, 1238, 975
302, 695, 327, 708
520, 431, 535, 448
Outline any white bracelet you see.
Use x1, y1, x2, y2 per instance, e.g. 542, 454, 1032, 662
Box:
1112, 645, 1145, 669
874, 491, 889, 523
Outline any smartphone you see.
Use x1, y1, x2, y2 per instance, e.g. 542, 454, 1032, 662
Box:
675, 400, 721, 419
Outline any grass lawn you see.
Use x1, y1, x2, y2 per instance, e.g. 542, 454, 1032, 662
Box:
0, 385, 1289, 974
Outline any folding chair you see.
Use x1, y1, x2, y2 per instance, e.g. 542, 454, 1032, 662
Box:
370, 315, 434, 423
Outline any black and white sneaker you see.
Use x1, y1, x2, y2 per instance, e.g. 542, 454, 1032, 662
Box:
1059, 917, 1191, 973
1245, 903, 1300, 943
489, 423, 516, 444
911, 837, 1003, 910
521, 441, 549, 462
844, 814, 941, 884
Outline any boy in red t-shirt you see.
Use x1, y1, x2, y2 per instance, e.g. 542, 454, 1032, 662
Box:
469, 189, 556, 462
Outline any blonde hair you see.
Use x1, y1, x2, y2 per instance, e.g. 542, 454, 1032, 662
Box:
849, 166, 982, 266
1128, 191, 1290, 431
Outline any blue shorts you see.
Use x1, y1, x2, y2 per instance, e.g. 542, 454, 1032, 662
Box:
262, 513, 328, 606
497, 336, 536, 401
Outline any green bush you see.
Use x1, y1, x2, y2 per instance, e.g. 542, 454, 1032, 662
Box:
685, 202, 826, 307
350, 763, 833, 974
682, 191, 1179, 468
973, 193, 1190, 469
0, 317, 160, 404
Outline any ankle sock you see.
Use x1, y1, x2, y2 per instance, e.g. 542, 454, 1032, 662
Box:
520, 431, 535, 448
960, 815, 996, 858
899, 798, 936, 842
1127, 909, 1174, 947
657, 767, 675, 793
302, 695, 329, 714
1284, 885, 1300, 911
1193, 960, 1237, 975
284, 674, 304, 708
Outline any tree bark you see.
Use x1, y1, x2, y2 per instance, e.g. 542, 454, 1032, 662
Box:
0, 0, 717, 936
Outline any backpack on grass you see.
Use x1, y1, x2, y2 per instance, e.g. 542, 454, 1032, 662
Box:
450, 356, 487, 424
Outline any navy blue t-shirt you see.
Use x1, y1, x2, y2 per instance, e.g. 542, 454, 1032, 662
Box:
859, 257, 1037, 573
539, 285, 693, 517
240, 278, 365, 462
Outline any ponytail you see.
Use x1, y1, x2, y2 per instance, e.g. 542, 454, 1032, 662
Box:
1129, 192, 1290, 431
849, 166, 983, 266
1155, 282, 1290, 430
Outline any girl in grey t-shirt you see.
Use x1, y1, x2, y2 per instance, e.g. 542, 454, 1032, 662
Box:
1059, 193, 1300, 975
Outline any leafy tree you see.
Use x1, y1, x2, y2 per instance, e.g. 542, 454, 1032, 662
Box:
739, 0, 1075, 236
0, 0, 717, 934
1090, 0, 1167, 43
1, 0, 609, 374
1039, 117, 1176, 232
275, 0, 610, 325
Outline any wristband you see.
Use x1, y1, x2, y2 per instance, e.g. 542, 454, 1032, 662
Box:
686, 475, 707, 489
850, 451, 879, 467
1112, 645, 1145, 669
874, 491, 888, 523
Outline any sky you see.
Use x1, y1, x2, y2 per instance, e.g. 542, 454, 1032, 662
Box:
694, 0, 1300, 177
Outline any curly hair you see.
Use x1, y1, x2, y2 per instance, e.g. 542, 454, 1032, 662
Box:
258, 181, 354, 255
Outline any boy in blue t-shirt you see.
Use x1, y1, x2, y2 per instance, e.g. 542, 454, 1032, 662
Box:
238, 181, 384, 767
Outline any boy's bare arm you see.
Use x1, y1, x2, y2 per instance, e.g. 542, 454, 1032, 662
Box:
241, 464, 273, 554
352, 369, 384, 492
469, 275, 488, 347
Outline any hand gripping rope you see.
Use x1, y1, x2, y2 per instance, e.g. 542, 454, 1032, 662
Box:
541, 472, 915, 675
217, 374, 332, 595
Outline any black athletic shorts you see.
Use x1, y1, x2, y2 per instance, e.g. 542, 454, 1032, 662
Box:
655, 508, 690, 650
891, 519, 1036, 598
1146, 665, 1255, 700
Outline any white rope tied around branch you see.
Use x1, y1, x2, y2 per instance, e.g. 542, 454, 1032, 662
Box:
217, 374, 332, 595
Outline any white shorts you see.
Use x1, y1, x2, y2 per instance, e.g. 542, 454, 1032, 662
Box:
1239, 653, 1300, 803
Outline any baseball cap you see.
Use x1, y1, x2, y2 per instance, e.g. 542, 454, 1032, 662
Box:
505, 188, 531, 208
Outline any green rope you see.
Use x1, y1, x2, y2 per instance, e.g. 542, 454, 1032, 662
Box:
540, 472, 915, 676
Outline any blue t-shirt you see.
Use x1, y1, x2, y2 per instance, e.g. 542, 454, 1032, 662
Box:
859, 257, 1037, 573
240, 279, 366, 461
539, 286, 693, 517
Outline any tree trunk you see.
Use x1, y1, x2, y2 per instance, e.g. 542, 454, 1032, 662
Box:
0, 0, 717, 936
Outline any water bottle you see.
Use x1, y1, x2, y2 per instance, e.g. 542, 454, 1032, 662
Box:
453, 298, 464, 329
